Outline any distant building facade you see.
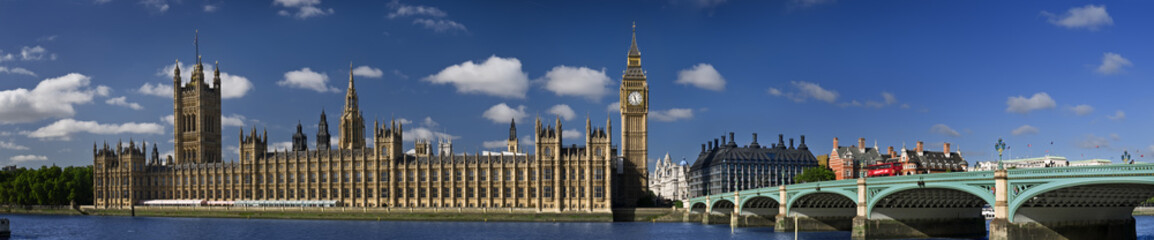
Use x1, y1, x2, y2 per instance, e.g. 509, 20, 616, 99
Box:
91, 31, 658, 212
648, 153, 687, 204
831, 139, 967, 178
970, 156, 1112, 171
687, 133, 818, 198
829, 137, 891, 180
891, 141, 967, 175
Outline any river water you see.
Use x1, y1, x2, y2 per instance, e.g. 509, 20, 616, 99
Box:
2, 214, 1153, 239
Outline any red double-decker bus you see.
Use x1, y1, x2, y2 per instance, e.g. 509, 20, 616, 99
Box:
865, 162, 903, 177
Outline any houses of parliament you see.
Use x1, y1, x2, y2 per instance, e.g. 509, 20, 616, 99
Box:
93, 28, 652, 213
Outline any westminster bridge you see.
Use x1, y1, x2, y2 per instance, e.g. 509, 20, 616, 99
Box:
684, 164, 1154, 239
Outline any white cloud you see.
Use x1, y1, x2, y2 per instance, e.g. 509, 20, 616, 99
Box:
274, 0, 333, 19
388, 1, 466, 33
548, 104, 576, 121
882, 92, 897, 105
20, 46, 52, 61
0, 51, 14, 62
768, 81, 838, 103
159, 114, 243, 127
1107, 110, 1125, 120
1096, 52, 1132, 75
1011, 125, 1039, 136
0, 140, 29, 150
0, 66, 36, 76
105, 96, 143, 110
650, 108, 694, 122
1070, 104, 1094, 116
1077, 134, 1109, 149
403, 127, 457, 142
930, 123, 960, 137
278, 67, 340, 93
140, 0, 170, 13
1110, 133, 1121, 141
541, 66, 612, 101
412, 19, 468, 33
27, 119, 165, 141
424, 56, 528, 98
395, 118, 413, 125
204, 4, 218, 12
483, 140, 508, 149
9, 155, 47, 163
150, 62, 253, 99
675, 63, 725, 91
352, 65, 383, 78
137, 82, 173, 98
221, 114, 247, 127
561, 129, 581, 139
1043, 5, 1112, 31
1005, 92, 1056, 114
387, 1, 447, 19
421, 117, 438, 128
269, 141, 294, 151
0, 73, 110, 124
482, 103, 527, 124
607, 101, 620, 113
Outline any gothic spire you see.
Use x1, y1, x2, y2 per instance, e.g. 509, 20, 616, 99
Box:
628, 22, 640, 58
345, 62, 359, 110
509, 119, 517, 141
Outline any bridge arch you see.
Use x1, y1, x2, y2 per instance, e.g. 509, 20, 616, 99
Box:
710, 199, 735, 212
690, 202, 708, 213
741, 196, 780, 209
785, 190, 857, 212
1007, 177, 1154, 223
866, 185, 995, 217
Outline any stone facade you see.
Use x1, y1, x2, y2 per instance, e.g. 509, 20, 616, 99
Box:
92, 34, 648, 212
687, 133, 818, 198
648, 153, 687, 204
618, 24, 650, 207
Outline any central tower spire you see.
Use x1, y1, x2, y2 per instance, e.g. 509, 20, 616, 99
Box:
339, 62, 366, 149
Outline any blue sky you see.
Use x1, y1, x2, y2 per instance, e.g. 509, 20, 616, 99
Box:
1, 0, 1152, 169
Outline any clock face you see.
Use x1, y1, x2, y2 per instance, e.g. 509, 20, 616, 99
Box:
628, 91, 643, 105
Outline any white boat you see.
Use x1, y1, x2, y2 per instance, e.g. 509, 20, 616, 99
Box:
982, 207, 995, 220
1, 217, 10, 238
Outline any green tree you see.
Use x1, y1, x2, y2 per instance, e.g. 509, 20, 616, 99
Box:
794, 167, 835, 183
0, 165, 93, 206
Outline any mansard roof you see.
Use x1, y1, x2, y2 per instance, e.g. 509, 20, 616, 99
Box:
689, 144, 818, 171
901, 150, 967, 170
835, 146, 888, 164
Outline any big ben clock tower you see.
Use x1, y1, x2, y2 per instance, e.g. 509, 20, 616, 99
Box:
619, 23, 649, 207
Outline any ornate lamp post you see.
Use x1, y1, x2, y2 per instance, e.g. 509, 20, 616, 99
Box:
995, 138, 1007, 170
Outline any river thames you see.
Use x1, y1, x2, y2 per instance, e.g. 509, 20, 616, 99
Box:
3, 214, 1154, 239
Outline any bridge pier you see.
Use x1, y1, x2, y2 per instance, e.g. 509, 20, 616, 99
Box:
994, 206, 1139, 240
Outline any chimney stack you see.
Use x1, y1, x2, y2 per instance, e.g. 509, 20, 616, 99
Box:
702, 144, 706, 153
714, 138, 719, 150
944, 142, 952, 157
858, 138, 866, 151
778, 134, 785, 147
916, 141, 924, 153
801, 135, 806, 145
752, 133, 759, 144
789, 138, 795, 149
721, 135, 727, 148
729, 132, 735, 144
833, 137, 840, 149
888, 146, 895, 156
